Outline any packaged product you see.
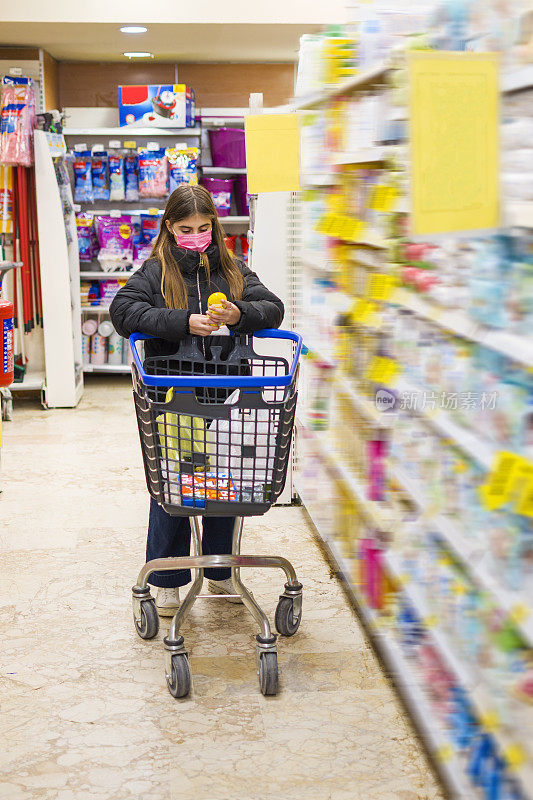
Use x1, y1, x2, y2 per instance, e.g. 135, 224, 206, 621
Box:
96, 215, 133, 270
75, 212, 99, 261
124, 154, 139, 201
91, 152, 110, 201
100, 279, 126, 306
0, 76, 36, 167
166, 146, 198, 192
138, 148, 168, 198
133, 213, 160, 268
108, 153, 125, 201
73, 151, 93, 203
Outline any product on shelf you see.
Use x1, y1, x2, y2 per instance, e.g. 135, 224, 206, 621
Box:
132, 213, 160, 268
73, 151, 93, 203
124, 152, 139, 201
234, 174, 249, 215
118, 84, 195, 128
76, 212, 99, 262
138, 148, 168, 198
96, 215, 133, 271
107, 331, 123, 365
208, 128, 246, 168
167, 146, 198, 192
91, 151, 110, 201
0, 76, 36, 167
108, 152, 125, 201
201, 176, 233, 217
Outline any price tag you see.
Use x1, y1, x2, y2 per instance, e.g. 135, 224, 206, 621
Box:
147, 208, 160, 216
349, 299, 377, 324
503, 744, 526, 770
369, 184, 399, 212
513, 472, 533, 518
365, 356, 401, 386
124, 141, 137, 150
480, 710, 500, 732
509, 603, 530, 625
366, 273, 397, 302
436, 744, 454, 764
479, 452, 526, 511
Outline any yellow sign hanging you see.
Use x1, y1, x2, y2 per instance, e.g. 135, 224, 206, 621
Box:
245, 114, 301, 193
409, 52, 500, 235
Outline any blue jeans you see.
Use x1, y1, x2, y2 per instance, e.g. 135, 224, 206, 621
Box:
146, 498, 235, 587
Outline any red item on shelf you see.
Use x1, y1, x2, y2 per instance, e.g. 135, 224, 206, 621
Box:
0, 299, 14, 386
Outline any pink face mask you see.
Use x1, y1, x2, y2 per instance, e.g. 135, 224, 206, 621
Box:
173, 229, 212, 252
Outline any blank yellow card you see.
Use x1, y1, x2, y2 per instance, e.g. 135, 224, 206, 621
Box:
245, 114, 301, 193
409, 52, 500, 235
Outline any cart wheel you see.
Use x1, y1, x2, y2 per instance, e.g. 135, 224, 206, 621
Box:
134, 599, 159, 640
258, 651, 279, 696
167, 653, 191, 699
275, 596, 302, 637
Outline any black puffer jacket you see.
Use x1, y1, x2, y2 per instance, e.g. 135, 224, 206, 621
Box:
110, 243, 284, 358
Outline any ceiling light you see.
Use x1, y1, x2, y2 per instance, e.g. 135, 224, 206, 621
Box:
120, 26, 148, 34
123, 52, 154, 59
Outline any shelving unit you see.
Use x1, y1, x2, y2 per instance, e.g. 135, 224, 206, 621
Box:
292, 35, 533, 800
63, 127, 201, 137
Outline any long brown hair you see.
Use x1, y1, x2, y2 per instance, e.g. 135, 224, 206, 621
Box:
151, 184, 244, 310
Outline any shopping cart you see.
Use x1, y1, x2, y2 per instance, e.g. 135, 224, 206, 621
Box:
129, 329, 303, 698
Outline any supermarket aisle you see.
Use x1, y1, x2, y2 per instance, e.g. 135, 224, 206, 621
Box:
0, 379, 443, 800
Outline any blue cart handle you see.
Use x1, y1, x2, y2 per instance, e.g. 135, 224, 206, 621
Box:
129, 329, 303, 388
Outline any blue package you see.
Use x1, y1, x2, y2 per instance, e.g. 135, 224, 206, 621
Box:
124, 154, 139, 201
108, 153, 125, 201
73, 151, 93, 203
92, 152, 110, 201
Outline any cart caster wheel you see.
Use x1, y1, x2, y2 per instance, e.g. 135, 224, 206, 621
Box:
275, 596, 302, 637
258, 651, 278, 696
134, 599, 159, 640
167, 653, 191, 699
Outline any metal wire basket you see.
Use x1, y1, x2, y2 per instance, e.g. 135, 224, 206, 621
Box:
130, 329, 302, 517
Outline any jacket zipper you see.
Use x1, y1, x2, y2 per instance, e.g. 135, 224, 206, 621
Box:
196, 266, 206, 357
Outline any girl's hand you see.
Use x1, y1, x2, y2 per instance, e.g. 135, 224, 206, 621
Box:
207, 299, 241, 328
189, 314, 219, 337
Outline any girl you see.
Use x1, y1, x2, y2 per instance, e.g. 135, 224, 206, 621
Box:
110, 184, 284, 616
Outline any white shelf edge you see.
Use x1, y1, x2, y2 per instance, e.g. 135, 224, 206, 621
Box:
332, 148, 388, 165
200, 166, 247, 175
295, 479, 474, 800
393, 289, 533, 368
83, 364, 131, 374
290, 61, 390, 111
502, 65, 533, 93
505, 200, 533, 228
63, 127, 202, 137
81, 306, 112, 313
299, 251, 336, 273
80, 272, 133, 280
389, 463, 533, 647
9, 371, 45, 392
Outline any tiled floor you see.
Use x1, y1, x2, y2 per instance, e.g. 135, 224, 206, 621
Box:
0, 377, 444, 800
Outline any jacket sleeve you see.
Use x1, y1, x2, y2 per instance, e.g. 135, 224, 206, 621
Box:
109, 263, 190, 341
229, 263, 284, 334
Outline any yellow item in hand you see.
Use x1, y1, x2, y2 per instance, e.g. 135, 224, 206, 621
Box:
207, 292, 227, 330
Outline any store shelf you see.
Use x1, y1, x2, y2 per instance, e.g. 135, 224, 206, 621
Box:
299, 251, 336, 272
395, 376, 495, 470
83, 364, 130, 374
9, 371, 45, 392
392, 288, 533, 368
296, 479, 473, 800
389, 463, 533, 648
63, 127, 202, 137
502, 65, 533, 93
506, 201, 533, 228
335, 374, 394, 429
296, 416, 390, 531
200, 166, 247, 175
221, 216, 250, 224
80, 271, 133, 280
81, 306, 112, 314
383, 549, 533, 785
302, 173, 339, 187
332, 148, 389, 165
290, 62, 390, 111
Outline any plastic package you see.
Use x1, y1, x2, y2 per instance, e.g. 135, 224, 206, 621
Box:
92, 152, 110, 201
108, 153, 125, 201
73, 151, 93, 203
133, 213, 160, 268
167, 146, 198, 192
138, 148, 168, 198
124, 154, 139, 201
96, 215, 133, 271
75, 212, 99, 261
0, 76, 36, 167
